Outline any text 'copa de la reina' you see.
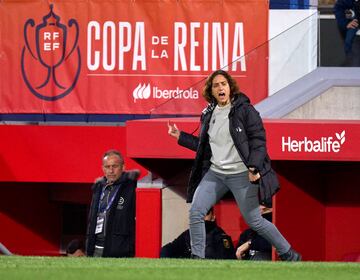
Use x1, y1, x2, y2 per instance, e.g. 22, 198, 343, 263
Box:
87, 21, 247, 72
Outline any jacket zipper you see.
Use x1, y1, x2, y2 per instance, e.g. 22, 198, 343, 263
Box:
228, 114, 250, 170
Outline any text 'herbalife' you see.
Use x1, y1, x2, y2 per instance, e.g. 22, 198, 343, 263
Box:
133, 84, 199, 102
282, 131, 346, 153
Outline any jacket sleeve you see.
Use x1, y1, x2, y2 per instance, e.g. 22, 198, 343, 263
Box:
85, 182, 100, 256
178, 131, 199, 152
124, 169, 140, 181
237, 229, 251, 247
334, 0, 352, 31
243, 104, 267, 171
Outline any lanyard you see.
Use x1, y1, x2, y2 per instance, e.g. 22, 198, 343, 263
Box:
98, 183, 120, 213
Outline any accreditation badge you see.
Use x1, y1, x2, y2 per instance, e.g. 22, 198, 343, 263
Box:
95, 214, 105, 234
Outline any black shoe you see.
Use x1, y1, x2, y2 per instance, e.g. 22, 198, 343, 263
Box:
279, 248, 302, 261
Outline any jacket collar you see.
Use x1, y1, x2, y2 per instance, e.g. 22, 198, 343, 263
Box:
231, 92, 250, 107
95, 173, 127, 189
201, 92, 250, 117
201, 102, 216, 116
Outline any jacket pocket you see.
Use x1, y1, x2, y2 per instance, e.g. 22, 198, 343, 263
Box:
108, 234, 131, 257
114, 210, 131, 235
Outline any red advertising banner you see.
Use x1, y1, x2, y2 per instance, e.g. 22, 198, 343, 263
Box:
265, 120, 360, 161
0, 0, 268, 114
126, 118, 360, 161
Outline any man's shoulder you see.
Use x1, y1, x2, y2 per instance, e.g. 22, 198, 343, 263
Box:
208, 223, 226, 235
115, 170, 140, 189
124, 170, 140, 181
92, 177, 106, 189
207, 225, 232, 241
94, 176, 105, 184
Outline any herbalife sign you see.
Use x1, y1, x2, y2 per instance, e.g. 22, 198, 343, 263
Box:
282, 131, 346, 153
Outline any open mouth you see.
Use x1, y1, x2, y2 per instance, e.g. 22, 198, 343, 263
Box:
219, 92, 225, 97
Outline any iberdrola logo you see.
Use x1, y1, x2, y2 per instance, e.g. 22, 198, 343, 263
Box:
21, 4, 81, 101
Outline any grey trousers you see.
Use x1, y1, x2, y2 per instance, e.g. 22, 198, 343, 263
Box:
189, 169, 291, 258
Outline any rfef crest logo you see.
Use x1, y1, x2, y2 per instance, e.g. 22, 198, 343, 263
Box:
21, 4, 81, 101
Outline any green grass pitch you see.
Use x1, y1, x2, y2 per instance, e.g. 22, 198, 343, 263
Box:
1, 256, 359, 280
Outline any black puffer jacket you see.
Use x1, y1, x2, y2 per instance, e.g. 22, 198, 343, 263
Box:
178, 93, 279, 206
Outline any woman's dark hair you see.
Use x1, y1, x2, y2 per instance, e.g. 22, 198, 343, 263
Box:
202, 70, 240, 103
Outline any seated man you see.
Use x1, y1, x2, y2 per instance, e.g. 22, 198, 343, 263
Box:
235, 206, 272, 261
160, 207, 235, 259
334, 0, 360, 66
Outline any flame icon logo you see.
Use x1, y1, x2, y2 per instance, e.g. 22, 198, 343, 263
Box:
133, 83, 151, 103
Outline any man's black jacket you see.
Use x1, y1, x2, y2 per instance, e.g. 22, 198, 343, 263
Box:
86, 172, 137, 257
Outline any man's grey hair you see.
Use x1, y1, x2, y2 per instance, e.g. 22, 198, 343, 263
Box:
102, 149, 124, 165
